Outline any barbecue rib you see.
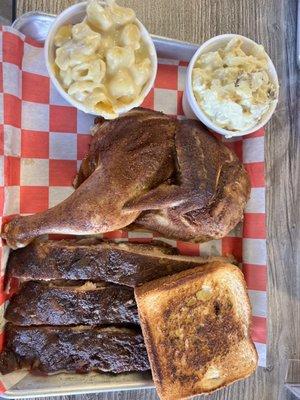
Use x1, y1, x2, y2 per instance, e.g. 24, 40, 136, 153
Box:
6, 238, 233, 287
3, 108, 250, 248
0, 324, 149, 375
5, 281, 138, 326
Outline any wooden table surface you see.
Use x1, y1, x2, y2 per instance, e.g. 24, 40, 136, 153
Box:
15, 1, 300, 399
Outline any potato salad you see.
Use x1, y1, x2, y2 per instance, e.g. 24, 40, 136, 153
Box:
192, 37, 278, 131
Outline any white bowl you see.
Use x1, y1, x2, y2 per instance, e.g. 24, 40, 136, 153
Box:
45, 1, 157, 118
183, 34, 279, 138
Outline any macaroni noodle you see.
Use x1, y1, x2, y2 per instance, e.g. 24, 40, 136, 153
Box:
54, 0, 152, 118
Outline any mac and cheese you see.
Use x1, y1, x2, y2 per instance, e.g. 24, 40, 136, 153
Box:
54, 0, 152, 118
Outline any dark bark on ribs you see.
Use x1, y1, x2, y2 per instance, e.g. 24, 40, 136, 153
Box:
6, 238, 230, 287
0, 324, 149, 375
5, 281, 138, 326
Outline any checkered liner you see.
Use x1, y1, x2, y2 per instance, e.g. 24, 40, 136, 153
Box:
0, 26, 267, 393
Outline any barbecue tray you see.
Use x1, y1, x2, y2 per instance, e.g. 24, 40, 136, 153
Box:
1, 11, 198, 399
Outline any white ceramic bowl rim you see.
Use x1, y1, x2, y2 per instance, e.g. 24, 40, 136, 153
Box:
44, 1, 158, 118
185, 33, 279, 137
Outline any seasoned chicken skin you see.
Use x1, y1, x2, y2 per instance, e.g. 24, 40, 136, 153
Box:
3, 108, 250, 248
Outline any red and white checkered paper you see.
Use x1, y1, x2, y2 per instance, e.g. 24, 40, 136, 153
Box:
0, 26, 267, 392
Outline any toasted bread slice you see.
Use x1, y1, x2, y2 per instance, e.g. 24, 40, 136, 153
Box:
135, 261, 258, 400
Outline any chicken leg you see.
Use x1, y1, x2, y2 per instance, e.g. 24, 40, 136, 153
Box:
2, 109, 177, 248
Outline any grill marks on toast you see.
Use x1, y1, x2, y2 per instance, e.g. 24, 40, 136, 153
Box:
162, 288, 244, 383
135, 262, 258, 399
164, 297, 244, 383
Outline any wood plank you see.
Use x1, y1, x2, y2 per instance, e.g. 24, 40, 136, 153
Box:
15, 1, 300, 400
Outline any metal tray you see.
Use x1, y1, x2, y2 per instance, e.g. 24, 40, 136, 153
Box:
4, 11, 199, 399
12, 11, 199, 61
